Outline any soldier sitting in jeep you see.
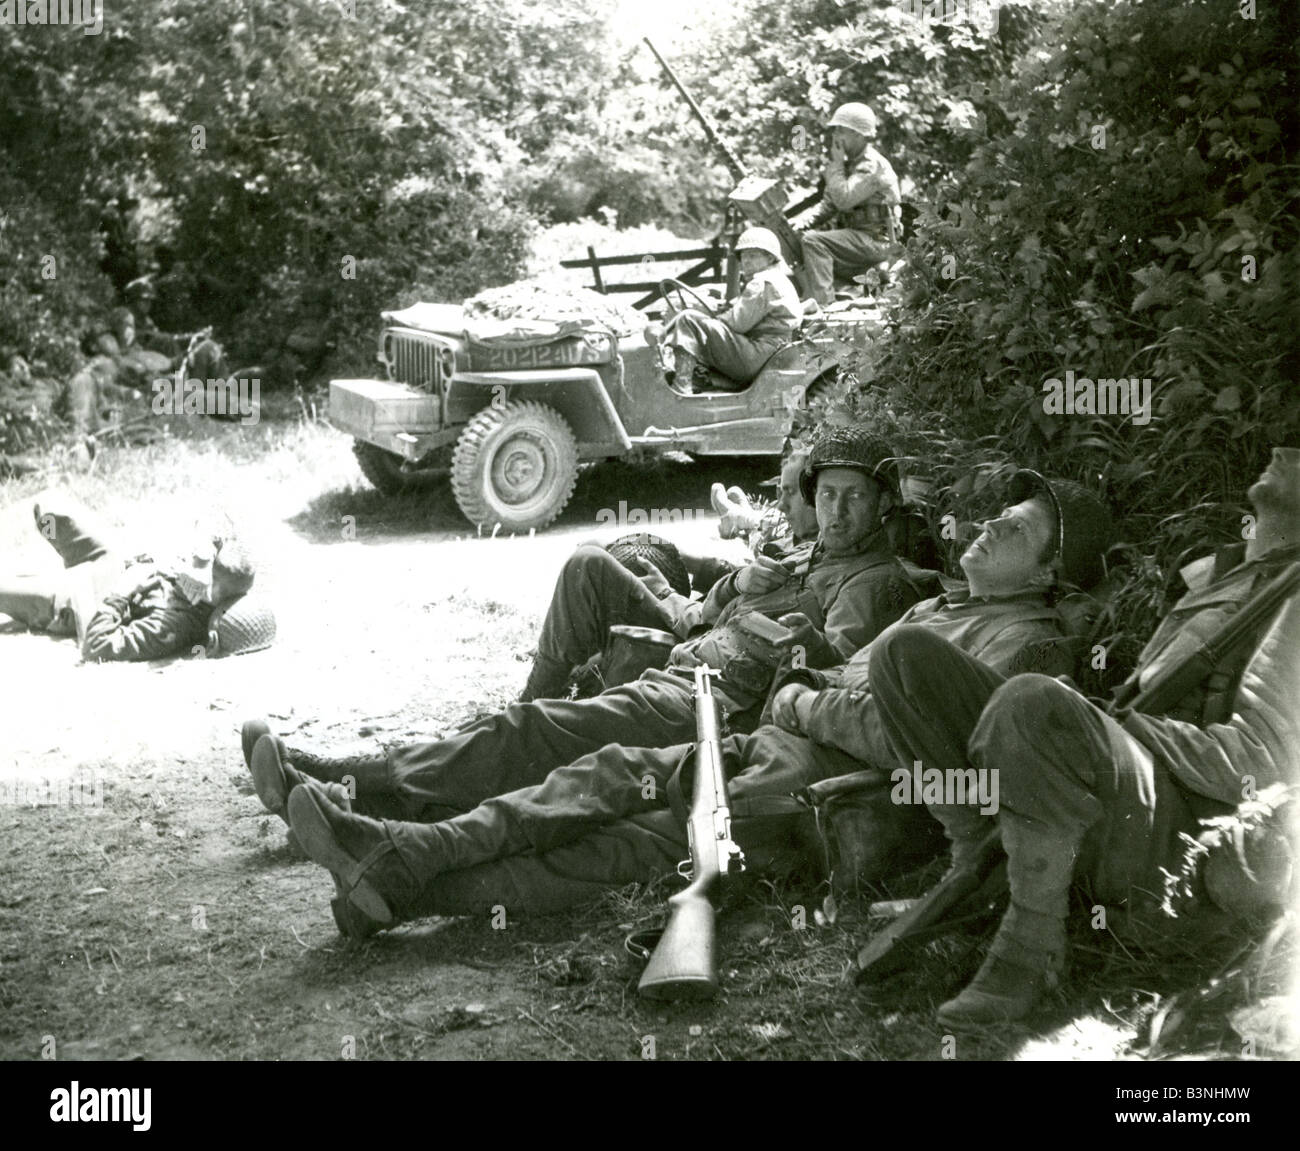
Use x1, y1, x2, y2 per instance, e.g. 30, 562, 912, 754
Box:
652, 227, 802, 394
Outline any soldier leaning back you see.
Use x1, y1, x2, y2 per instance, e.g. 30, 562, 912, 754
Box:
242, 469, 1110, 936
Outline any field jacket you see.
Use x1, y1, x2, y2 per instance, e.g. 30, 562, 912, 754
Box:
661, 533, 919, 709
802, 145, 901, 236
1114, 542, 1300, 808
716, 267, 801, 343
790, 586, 1071, 767
82, 567, 211, 662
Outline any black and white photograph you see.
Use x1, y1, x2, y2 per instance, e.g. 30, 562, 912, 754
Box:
0, 0, 1296, 1093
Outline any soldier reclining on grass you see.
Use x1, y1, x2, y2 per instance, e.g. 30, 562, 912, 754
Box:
242, 469, 1111, 940
866, 445, 1300, 1027
520, 447, 821, 702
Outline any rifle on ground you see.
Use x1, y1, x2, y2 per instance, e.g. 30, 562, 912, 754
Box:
638, 664, 746, 1000
643, 38, 807, 275
849, 559, 1300, 985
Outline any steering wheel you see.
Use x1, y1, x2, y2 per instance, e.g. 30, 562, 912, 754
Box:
659, 278, 716, 319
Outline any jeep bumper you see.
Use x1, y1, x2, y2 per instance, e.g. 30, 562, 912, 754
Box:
329, 379, 447, 461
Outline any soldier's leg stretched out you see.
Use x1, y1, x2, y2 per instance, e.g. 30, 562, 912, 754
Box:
245, 670, 748, 825
522, 545, 678, 702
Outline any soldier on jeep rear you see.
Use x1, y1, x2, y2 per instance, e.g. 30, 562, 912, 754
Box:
795, 103, 903, 307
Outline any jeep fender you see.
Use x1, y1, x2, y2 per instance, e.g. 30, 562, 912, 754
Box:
446, 368, 631, 459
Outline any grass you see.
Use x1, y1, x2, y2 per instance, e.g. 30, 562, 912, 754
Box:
0, 410, 1295, 1062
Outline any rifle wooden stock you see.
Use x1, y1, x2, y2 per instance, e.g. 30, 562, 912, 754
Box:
849, 558, 1300, 986
639, 665, 743, 1000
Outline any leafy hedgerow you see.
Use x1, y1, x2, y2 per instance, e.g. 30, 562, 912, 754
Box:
803, 0, 1298, 680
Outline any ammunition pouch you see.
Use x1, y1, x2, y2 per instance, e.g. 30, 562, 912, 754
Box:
801, 770, 946, 897
568, 624, 677, 699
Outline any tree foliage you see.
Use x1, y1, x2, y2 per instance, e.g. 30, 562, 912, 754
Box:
0, 0, 620, 374
812, 0, 1299, 683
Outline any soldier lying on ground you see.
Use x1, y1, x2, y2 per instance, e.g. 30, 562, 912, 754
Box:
519, 448, 820, 702
653, 227, 802, 393
241, 469, 1109, 939
869, 446, 1300, 1027
238, 428, 922, 869
0, 491, 264, 661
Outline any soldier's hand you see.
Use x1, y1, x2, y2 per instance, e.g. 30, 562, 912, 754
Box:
829, 137, 846, 165
771, 682, 817, 732
735, 555, 789, 595
630, 556, 672, 599
669, 642, 702, 668
774, 606, 816, 650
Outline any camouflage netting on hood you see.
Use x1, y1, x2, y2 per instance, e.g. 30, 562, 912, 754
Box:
464, 276, 643, 338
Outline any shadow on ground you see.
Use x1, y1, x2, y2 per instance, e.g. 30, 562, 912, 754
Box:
287, 453, 780, 544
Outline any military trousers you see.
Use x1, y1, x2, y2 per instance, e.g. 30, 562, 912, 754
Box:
801, 228, 894, 306
534, 545, 677, 673
867, 624, 1204, 932
666, 312, 784, 387
374, 723, 861, 920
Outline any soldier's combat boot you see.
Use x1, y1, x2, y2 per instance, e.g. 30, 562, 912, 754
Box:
517, 653, 571, 703
287, 783, 423, 935
249, 735, 352, 822
936, 907, 1067, 1028
937, 816, 1076, 1027
673, 349, 700, 393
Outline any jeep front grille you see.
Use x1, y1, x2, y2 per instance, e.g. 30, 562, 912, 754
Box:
384, 330, 445, 393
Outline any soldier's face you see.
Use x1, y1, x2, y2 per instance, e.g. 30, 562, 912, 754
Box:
1247, 447, 1300, 516
960, 497, 1057, 593
738, 249, 776, 277
832, 126, 868, 155
777, 458, 819, 541
814, 468, 885, 554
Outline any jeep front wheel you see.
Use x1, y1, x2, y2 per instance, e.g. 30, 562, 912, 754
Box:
451, 400, 578, 532
353, 441, 414, 495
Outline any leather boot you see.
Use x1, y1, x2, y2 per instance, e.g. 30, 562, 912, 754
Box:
250, 736, 352, 821
517, 653, 572, 703
241, 717, 387, 789
674, 349, 700, 393
937, 816, 1078, 1027
287, 783, 424, 937
937, 906, 1067, 1028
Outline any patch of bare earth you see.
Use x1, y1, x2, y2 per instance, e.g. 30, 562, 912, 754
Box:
0, 416, 1292, 1061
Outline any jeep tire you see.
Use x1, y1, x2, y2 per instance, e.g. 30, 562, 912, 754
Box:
353, 441, 415, 495
451, 400, 578, 532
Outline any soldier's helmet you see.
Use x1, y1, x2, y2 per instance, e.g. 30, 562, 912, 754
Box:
827, 103, 879, 138
799, 426, 900, 505
734, 227, 784, 262
1007, 470, 1113, 591
605, 533, 691, 597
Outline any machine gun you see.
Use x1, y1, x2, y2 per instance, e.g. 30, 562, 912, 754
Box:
638, 664, 746, 1000
849, 560, 1300, 985
644, 38, 810, 280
